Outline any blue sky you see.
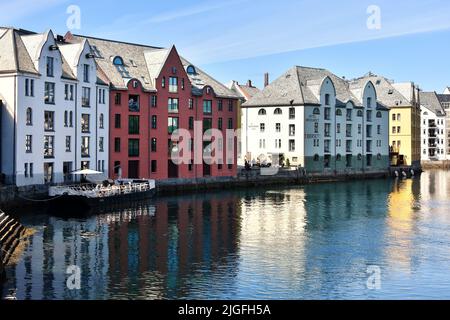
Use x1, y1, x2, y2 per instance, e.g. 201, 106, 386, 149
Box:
2, 0, 450, 91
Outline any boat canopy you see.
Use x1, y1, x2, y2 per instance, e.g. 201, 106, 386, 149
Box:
72, 169, 103, 175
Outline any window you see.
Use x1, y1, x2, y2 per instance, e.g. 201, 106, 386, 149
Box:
228, 118, 233, 129
366, 154, 372, 166
336, 154, 342, 161
392, 127, 396, 134
203, 100, 212, 114
128, 115, 140, 134
65, 136, 71, 152
258, 109, 266, 116
325, 108, 331, 120
69, 111, 73, 127
64, 84, 74, 101
186, 65, 196, 74
358, 124, 362, 135
168, 117, 179, 134
346, 140, 352, 153
150, 138, 157, 152
26, 108, 32, 125
82, 87, 91, 107
324, 140, 330, 153
376, 111, 382, 118
392, 114, 396, 121
289, 108, 295, 119
81, 137, 90, 157
152, 115, 157, 129
169, 77, 178, 93
26, 135, 32, 153
313, 108, 320, 115
45, 82, 55, 104
260, 123, 265, 133
46, 57, 54, 77
377, 125, 381, 135
324, 123, 331, 137
366, 125, 372, 138
218, 118, 223, 131
314, 122, 319, 134
115, 93, 122, 105
397, 126, 401, 134
115, 114, 121, 129
81, 114, 90, 133
218, 100, 223, 111
337, 123, 341, 134
228, 100, 234, 112
203, 118, 212, 133
346, 109, 352, 121
25, 79, 34, 96
274, 108, 282, 115
24, 163, 28, 178
44, 111, 54, 131
83, 64, 90, 82
161, 77, 166, 88
313, 154, 320, 161
168, 98, 179, 113
346, 154, 352, 167
367, 97, 372, 108
325, 94, 330, 105
275, 139, 281, 149
346, 124, 352, 137
113, 161, 121, 174
182, 78, 185, 90
289, 140, 296, 152
113, 56, 124, 66
289, 125, 295, 136
189, 98, 194, 110
397, 114, 401, 121
129, 95, 140, 112
114, 138, 121, 152
81, 161, 90, 170
336, 109, 342, 116
99, 114, 104, 129
367, 110, 372, 122
151, 95, 157, 108
276, 123, 281, 132
44, 163, 54, 184
99, 137, 104, 152
151, 160, 157, 173
99, 88, 106, 104
44, 136, 54, 158
357, 110, 363, 117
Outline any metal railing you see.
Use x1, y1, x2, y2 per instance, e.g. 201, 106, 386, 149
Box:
50, 182, 153, 199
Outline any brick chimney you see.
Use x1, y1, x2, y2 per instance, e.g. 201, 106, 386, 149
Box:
247, 80, 252, 87
264, 73, 269, 87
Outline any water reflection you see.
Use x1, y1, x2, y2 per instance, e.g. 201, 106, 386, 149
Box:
2, 170, 450, 300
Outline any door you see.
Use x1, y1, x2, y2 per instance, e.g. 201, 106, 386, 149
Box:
128, 160, 139, 179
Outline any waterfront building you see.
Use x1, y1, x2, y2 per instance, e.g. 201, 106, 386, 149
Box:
437, 93, 450, 157
0, 28, 109, 186
419, 92, 447, 165
228, 79, 261, 165
66, 33, 240, 180
242, 66, 390, 174
354, 73, 422, 168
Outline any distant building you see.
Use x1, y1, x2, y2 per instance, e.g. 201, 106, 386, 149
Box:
228, 80, 261, 165
437, 93, 450, 157
242, 66, 390, 174
355, 73, 421, 168
443, 87, 450, 95
0, 28, 109, 186
419, 92, 446, 164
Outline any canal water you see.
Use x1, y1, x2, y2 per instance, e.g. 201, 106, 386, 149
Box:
2, 170, 450, 300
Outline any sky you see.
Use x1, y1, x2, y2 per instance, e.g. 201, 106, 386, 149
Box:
1, 0, 450, 91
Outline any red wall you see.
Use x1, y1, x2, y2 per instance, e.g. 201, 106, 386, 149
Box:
109, 47, 238, 180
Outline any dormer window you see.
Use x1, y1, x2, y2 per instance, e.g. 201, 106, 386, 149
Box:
186, 65, 196, 75
113, 56, 124, 66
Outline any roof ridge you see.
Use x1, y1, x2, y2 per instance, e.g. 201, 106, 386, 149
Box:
73, 33, 163, 50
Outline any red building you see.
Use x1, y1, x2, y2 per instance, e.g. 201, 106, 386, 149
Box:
66, 34, 239, 180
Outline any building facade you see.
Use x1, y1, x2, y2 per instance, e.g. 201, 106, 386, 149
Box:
437, 94, 450, 158
419, 92, 447, 164
0, 28, 109, 186
242, 66, 390, 174
66, 33, 240, 181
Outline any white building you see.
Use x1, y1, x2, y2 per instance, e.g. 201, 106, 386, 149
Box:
0, 28, 109, 186
437, 93, 450, 158
420, 92, 447, 162
241, 66, 390, 174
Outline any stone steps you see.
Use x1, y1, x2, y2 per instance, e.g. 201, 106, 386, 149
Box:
0, 211, 27, 267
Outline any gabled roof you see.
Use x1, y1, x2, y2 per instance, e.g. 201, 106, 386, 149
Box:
68, 33, 239, 98
0, 27, 39, 75
437, 94, 450, 103
228, 81, 261, 101
420, 91, 446, 116
243, 66, 361, 108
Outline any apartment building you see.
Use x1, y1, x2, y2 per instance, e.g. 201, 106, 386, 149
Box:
0, 28, 109, 186
241, 66, 390, 174
66, 33, 240, 180
437, 93, 450, 157
420, 92, 446, 163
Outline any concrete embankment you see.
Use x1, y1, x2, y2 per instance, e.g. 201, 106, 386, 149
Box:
0, 185, 49, 210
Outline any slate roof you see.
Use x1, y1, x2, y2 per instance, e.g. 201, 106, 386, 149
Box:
437, 94, 450, 103
69, 34, 239, 98
0, 27, 38, 75
420, 91, 446, 116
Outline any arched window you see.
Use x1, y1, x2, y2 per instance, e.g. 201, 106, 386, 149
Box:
186, 65, 196, 75
377, 153, 382, 160
69, 111, 73, 127
336, 109, 342, 116
258, 109, 267, 116
113, 56, 124, 66
313, 108, 320, 115
313, 154, 320, 162
64, 110, 68, 127
357, 154, 362, 160
274, 108, 282, 115
99, 113, 104, 129
357, 110, 363, 117
26, 107, 32, 125
162, 77, 166, 88
376, 111, 382, 118
336, 154, 342, 161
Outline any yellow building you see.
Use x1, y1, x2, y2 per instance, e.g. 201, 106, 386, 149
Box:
358, 74, 421, 168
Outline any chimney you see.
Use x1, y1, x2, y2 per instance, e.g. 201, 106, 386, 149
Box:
247, 80, 252, 87
264, 73, 269, 87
